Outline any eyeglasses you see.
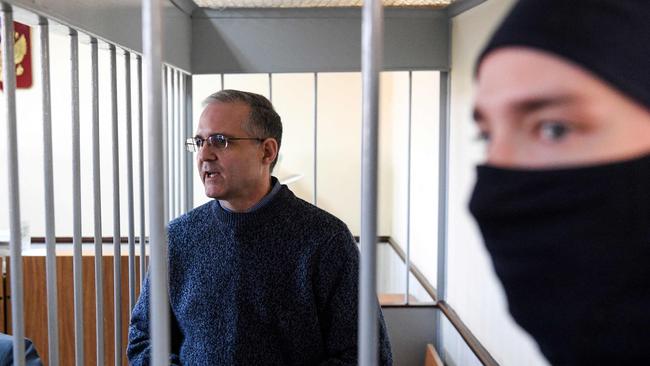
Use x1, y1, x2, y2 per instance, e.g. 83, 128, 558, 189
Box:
185, 133, 264, 153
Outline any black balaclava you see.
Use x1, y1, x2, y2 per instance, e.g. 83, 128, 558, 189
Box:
477, 0, 650, 109
470, 0, 650, 364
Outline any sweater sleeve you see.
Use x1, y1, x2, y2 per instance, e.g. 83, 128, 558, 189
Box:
315, 230, 393, 366
127, 275, 182, 365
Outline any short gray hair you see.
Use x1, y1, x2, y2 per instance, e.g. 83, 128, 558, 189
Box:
203, 89, 282, 171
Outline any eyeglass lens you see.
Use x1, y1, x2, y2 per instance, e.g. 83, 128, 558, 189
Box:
190, 134, 228, 151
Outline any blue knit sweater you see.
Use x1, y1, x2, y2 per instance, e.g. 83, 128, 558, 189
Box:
127, 183, 393, 365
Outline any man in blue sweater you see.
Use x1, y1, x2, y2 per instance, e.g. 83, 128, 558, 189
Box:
127, 89, 392, 365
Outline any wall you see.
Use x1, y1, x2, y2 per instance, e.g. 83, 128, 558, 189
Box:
442, 0, 549, 365
0, 26, 149, 241
193, 71, 437, 242
6, 0, 192, 71
191, 8, 449, 74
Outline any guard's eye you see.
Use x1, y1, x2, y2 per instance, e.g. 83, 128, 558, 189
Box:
538, 120, 573, 142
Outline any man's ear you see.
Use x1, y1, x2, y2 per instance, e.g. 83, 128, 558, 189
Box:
261, 138, 279, 166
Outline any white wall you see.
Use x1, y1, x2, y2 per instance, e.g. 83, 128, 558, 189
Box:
442, 1, 549, 365
0, 27, 148, 241
191, 72, 439, 239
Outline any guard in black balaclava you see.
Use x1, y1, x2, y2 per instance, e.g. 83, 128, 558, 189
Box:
469, 0, 650, 364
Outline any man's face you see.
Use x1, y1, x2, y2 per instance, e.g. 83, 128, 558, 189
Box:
196, 101, 267, 201
474, 47, 650, 168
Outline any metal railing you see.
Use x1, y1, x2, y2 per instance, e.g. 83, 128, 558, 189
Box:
1, 1, 499, 366
1, 2, 191, 363
383, 237, 499, 366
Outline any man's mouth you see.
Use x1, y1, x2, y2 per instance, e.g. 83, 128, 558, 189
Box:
204, 171, 220, 180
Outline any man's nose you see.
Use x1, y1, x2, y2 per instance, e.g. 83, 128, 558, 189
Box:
196, 144, 217, 162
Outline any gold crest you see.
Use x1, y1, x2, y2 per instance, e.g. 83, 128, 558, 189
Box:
0, 30, 28, 81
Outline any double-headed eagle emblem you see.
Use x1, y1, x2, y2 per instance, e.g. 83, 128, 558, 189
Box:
0, 30, 28, 81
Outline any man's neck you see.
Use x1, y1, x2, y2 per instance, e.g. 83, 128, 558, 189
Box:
219, 177, 273, 213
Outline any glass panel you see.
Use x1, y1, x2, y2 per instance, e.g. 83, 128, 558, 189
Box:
270, 73, 315, 203
409, 71, 440, 297
440, 312, 484, 366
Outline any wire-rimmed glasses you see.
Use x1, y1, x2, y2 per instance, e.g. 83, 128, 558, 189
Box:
185, 133, 264, 153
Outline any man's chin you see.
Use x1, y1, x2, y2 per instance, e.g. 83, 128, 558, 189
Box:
205, 189, 225, 200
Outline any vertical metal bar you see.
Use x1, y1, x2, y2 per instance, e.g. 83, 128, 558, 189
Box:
313, 73, 318, 206
358, 0, 383, 364
268, 73, 272, 102
39, 16, 60, 366
1, 5, 26, 365
143, 0, 171, 363
220, 73, 224, 90
169, 68, 176, 218
90, 37, 105, 366
405, 71, 412, 305
137, 55, 147, 283
175, 70, 181, 216
163, 66, 169, 223
69, 28, 85, 366
126, 52, 136, 312
435, 70, 451, 352
184, 74, 193, 212
109, 44, 123, 366
177, 71, 184, 214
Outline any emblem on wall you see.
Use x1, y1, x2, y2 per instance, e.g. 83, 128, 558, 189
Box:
0, 21, 33, 90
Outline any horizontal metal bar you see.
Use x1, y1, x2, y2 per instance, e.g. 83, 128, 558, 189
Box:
385, 238, 438, 302
436, 301, 500, 366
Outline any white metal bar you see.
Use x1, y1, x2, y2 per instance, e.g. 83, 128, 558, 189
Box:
313, 72, 318, 206
183, 74, 193, 212
358, 0, 383, 364
109, 44, 123, 366
163, 66, 170, 223
174, 69, 181, 216
170, 68, 176, 218
39, 16, 60, 366
268, 73, 272, 102
1, 4, 26, 365
90, 37, 105, 365
435, 70, 451, 352
177, 71, 185, 213
126, 51, 137, 312
405, 71, 412, 305
143, 0, 171, 363
69, 27, 85, 366
178, 71, 183, 215
137, 55, 147, 284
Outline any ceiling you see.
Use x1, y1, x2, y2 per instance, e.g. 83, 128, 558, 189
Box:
193, 0, 457, 9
